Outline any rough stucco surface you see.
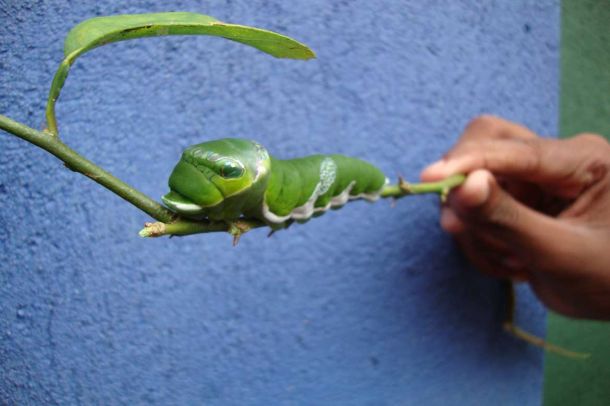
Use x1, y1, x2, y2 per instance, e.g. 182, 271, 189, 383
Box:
0, 1, 558, 404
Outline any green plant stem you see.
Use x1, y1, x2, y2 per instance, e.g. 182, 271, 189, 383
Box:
0, 113, 176, 223
45, 58, 73, 136
501, 280, 590, 359
380, 174, 466, 199
141, 175, 467, 238
138, 218, 265, 238
1, 113, 466, 239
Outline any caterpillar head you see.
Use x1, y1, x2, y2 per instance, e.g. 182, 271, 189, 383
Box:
162, 138, 271, 217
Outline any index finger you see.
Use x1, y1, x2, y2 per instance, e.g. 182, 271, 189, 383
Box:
457, 115, 539, 144
421, 115, 539, 181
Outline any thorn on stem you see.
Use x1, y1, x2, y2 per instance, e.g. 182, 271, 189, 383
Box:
398, 176, 412, 194
232, 234, 241, 246
228, 220, 251, 247
440, 187, 449, 203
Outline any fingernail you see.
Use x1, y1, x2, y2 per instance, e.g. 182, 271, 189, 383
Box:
440, 206, 463, 234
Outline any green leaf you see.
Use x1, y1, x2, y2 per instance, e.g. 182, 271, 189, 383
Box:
63, 12, 315, 60
45, 12, 315, 135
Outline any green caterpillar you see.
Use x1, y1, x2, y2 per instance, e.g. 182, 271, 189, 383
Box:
162, 139, 387, 228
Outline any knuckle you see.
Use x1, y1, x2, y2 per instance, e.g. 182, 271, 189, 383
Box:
568, 134, 610, 181
519, 138, 543, 173
574, 133, 610, 149
443, 139, 478, 161
586, 159, 610, 187
464, 115, 503, 137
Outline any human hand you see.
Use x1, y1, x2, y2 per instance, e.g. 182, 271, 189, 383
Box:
421, 115, 610, 320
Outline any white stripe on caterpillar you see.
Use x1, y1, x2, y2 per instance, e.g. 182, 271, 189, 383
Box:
261, 160, 385, 224
262, 157, 339, 223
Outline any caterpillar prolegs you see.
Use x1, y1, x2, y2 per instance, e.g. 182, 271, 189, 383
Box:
162, 138, 387, 228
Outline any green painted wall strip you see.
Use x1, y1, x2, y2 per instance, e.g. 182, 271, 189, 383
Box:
543, 0, 610, 405
559, 0, 610, 138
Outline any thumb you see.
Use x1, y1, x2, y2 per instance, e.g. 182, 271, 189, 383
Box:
448, 169, 588, 274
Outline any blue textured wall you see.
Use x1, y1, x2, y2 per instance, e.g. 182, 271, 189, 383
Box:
1, 1, 558, 404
